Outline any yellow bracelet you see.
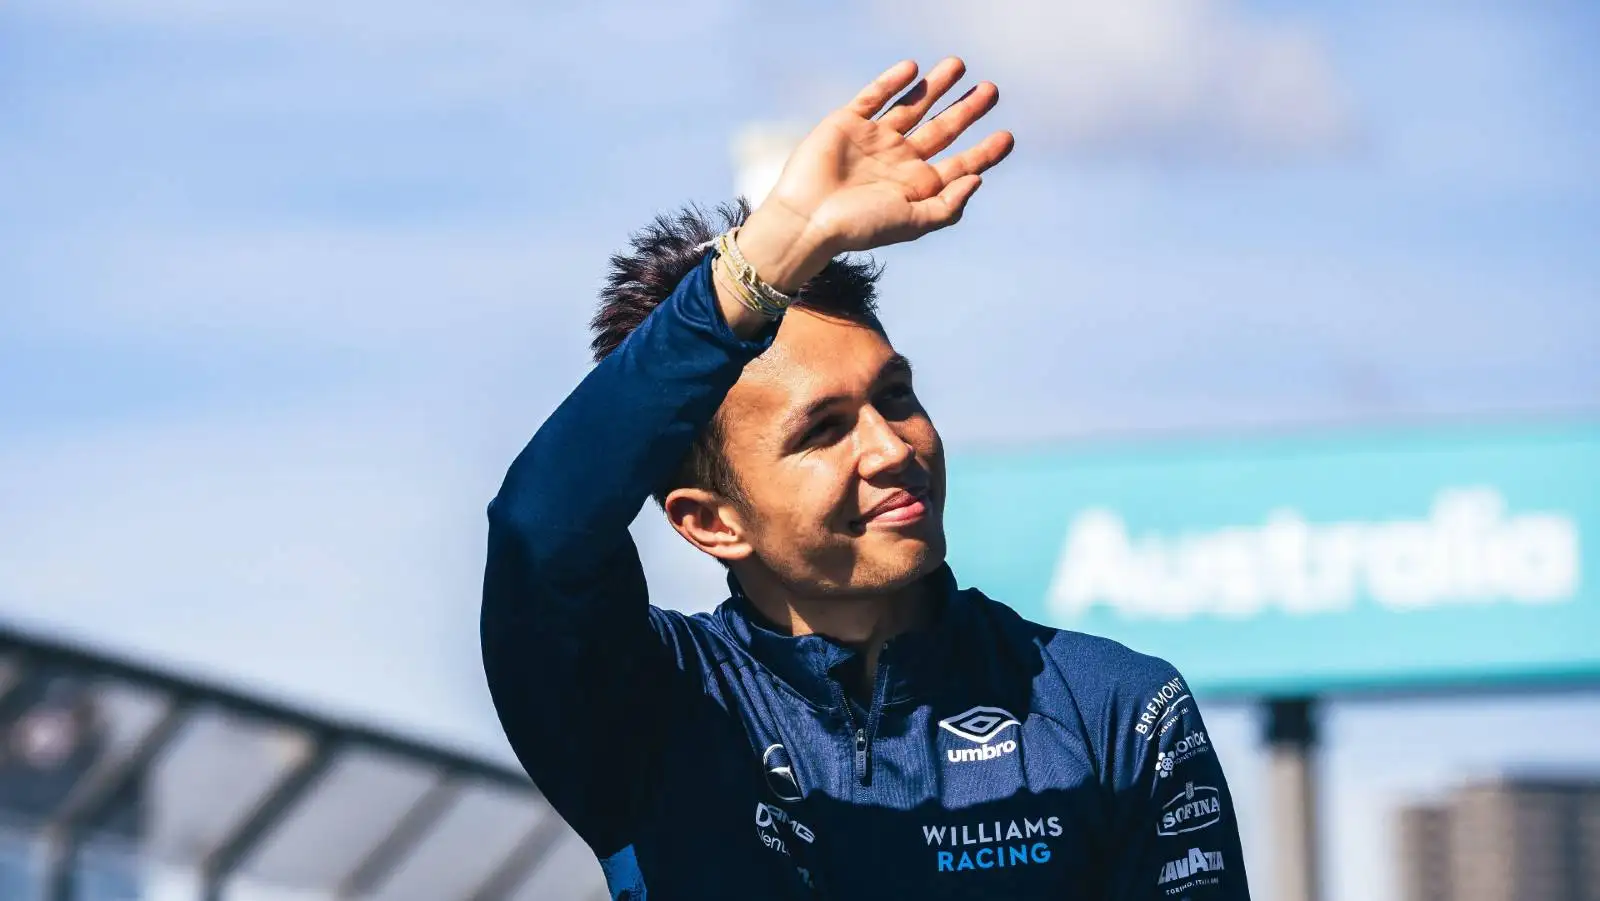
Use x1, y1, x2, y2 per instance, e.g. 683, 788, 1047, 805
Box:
713, 229, 794, 318
713, 251, 784, 320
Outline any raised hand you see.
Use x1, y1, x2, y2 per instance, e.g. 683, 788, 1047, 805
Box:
735, 58, 1014, 296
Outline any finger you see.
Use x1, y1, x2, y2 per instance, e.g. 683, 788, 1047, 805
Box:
846, 60, 920, 119
907, 81, 999, 159
909, 174, 983, 234
876, 57, 966, 134
933, 130, 1016, 183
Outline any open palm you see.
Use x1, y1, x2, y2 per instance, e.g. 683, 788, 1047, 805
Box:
763, 58, 1015, 254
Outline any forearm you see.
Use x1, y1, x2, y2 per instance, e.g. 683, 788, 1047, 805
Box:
481, 249, 783, 845
487, 252, 773, 575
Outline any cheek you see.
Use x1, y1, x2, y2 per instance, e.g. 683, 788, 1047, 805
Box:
912, 421, 946, 498
741, 457, 832, 516
778, 456, 859, 526
907, 416, 943, 460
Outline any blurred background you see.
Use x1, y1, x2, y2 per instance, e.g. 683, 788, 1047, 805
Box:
1, 0, 1596, 898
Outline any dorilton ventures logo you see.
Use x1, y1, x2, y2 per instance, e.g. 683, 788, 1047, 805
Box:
755, 801, 814, 857
1049, 487, 1580, 620
938, 706, 1021, 763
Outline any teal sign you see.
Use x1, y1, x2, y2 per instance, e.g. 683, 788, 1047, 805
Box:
944, 423, 1599, 698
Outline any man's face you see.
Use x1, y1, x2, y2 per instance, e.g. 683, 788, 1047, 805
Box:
717, 308, 946, 595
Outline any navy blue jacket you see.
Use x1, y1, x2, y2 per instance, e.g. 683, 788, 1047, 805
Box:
481, 252, 1252, 899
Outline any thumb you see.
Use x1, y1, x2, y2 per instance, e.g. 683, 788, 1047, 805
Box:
909, 174, 983, 234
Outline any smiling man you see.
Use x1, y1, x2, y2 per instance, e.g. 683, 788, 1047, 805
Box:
481, 58, 1251, 899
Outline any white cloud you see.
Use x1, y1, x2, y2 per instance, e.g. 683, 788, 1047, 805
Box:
879, 0, 1355, 161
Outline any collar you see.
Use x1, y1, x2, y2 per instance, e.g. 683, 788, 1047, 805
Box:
713, 563, 966, 709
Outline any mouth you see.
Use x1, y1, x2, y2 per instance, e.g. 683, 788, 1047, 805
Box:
853, 487, 931, 530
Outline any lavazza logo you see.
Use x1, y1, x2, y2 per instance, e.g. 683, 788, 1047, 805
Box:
939, 706, 1021, 763
1158, 847, 1225, 895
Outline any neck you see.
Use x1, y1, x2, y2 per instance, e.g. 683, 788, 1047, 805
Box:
734, 564, 934, 693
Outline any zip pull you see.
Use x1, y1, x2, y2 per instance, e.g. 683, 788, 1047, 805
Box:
856, 647, 892, 787
854, 728, 868, 783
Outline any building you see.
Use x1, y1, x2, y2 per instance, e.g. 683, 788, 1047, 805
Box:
1396, 776, 1600, 901
1397, 805, 1452, 901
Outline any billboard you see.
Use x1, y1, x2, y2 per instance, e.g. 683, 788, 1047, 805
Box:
943, 423, 1598, 698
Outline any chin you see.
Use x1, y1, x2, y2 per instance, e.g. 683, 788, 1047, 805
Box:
863, 528, 947, 588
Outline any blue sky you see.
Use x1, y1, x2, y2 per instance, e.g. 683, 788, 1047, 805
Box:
2, 0, 1597, 898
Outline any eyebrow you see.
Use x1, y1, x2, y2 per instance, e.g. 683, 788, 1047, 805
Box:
779, 353, 915, 441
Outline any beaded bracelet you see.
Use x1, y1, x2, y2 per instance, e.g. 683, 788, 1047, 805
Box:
713, 228, 796, 320
711, 255, 781, 321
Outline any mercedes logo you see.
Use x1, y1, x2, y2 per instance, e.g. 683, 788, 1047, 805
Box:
762, 743, 802, 802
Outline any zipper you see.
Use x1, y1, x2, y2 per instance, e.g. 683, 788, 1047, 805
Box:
853, 726, 868, 781
837, 686, 864, 788
837, 643, 894, 788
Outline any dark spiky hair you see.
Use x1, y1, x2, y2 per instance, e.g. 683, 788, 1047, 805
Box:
591, 198, 884, 509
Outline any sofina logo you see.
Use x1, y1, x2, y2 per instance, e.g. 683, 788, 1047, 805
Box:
1049, 487, 1580, 621
939, 706, 1020, 763
1158, 782, 1222, 836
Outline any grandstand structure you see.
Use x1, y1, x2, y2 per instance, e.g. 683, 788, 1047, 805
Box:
0, 625, 605, 901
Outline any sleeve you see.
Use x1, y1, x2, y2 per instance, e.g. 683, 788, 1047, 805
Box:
479, 252, 775, 856
1104, 665, 1252, 901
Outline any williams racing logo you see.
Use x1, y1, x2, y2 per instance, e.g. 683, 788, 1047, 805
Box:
938, 706, 1020, 763
1158, 782, 1222, 836
921, 816, 1063, 872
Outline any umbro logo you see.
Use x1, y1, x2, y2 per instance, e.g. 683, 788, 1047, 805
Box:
938, 706, 1020, 763
938, 706, 1020, 744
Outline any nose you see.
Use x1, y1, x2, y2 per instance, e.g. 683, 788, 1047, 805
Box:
857, 406, 914, 480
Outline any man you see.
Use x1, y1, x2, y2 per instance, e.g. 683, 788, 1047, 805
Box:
482, 58, 1251, 899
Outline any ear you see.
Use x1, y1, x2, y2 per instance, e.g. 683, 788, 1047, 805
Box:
664, 487, 754, 563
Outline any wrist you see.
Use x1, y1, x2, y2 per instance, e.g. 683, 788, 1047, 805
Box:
734, 204, 836, 296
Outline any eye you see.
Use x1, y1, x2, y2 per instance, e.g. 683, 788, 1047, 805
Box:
801, 416, 846, 446
878, 382, 917, 408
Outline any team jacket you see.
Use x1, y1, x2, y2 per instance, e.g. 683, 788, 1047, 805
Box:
481, 252, 1252, 900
